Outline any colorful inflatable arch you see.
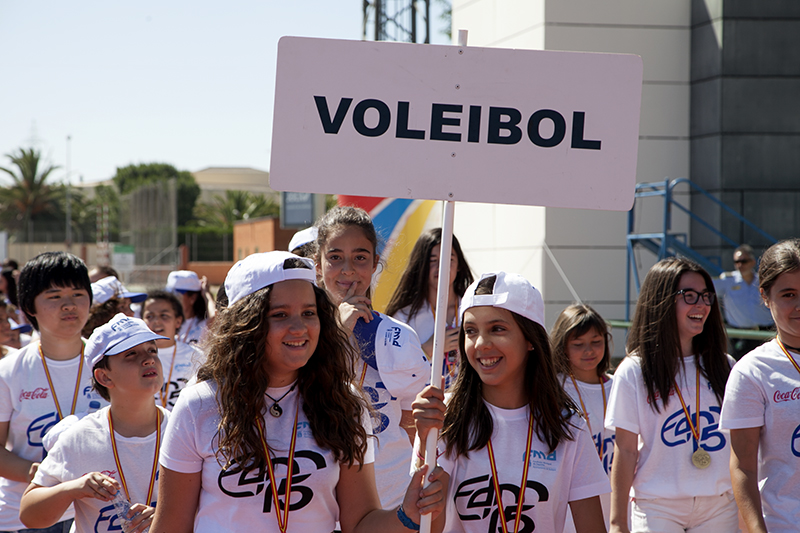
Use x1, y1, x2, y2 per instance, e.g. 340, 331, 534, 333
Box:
337, 195, 438, 313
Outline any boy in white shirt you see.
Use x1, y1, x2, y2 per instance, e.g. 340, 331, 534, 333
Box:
0, 252, 102, 533
20, 314, 169, 533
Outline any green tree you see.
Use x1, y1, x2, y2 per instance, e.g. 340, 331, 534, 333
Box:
0, 148, 63, 240
112, 163, 200, 227
192, 190, 279, 231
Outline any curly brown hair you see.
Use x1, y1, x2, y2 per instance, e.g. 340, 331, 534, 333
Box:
197, 270, 371, 472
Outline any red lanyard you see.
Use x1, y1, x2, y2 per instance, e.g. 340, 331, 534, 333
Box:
673, 366, 701, 442
108, 409, 162, 505
569, 374, 606, 458
486, 411, 534, 533
159, 343, 177, 408
776, 338, 800, 376
257, 404, 300, 533
38, 343, 84, 419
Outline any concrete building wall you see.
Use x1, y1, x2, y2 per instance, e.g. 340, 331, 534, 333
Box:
451, 0, 692, 353
691, 1, 800, 265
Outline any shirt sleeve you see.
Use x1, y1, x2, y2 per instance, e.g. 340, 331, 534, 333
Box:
568, 419, 612, 502
159, 386, 205, 473
375, 319, 431, 410
32, 443, 66, 488
604, 357, 641, 435
719, 363, 766, 430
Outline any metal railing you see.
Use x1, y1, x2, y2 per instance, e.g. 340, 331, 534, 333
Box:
625, 178, 778, 319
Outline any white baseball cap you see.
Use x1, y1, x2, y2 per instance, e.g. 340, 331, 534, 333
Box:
91, 276, 147, 305
460, 271, 545, 328
225, 251, 317, 306
166, 270, 202, 293
288, 227, 319, 253
85, 313, 168, 368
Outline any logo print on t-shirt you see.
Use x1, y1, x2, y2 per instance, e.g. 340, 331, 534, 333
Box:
660, 405, 726, 453
218, 450, 327, 513
454, 474, 549, 533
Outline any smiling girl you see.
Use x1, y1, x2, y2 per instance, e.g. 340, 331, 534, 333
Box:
150, 251, 445, 532
605, 257, 736, 533
313, 206, 431, 509
413, 271, 609, 533
552, 304, 615, 531
721, 239, 800, 532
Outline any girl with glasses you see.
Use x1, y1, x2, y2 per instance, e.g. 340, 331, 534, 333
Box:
606, 257, 737, 533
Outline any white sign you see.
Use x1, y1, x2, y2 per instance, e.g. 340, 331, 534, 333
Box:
270, 37, 642, 211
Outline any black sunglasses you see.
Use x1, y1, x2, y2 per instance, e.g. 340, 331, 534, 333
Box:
676, 289, 716, 306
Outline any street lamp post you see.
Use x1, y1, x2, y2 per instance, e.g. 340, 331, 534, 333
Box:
65, 135, 72, 252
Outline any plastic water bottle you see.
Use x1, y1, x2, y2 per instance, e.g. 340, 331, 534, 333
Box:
87, 400, 102, 414
111, 490, 148, 533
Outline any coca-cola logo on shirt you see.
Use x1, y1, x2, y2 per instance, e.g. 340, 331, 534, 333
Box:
773, 387, 800, 403
19, 387, 50, 402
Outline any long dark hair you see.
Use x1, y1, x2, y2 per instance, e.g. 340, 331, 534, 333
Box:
441, 276, 578, 455
627, 257, 729, 411
197, 264, 370, 472
550, 303, 612, 378
385, 228, 474, 320
314, 205, 380, 299
1, 268, 18, 308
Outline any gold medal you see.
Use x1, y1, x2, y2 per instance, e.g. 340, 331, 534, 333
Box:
692, 448, 711, 469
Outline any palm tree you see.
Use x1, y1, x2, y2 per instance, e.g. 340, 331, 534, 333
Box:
192, 190, 279, 231
0, 148, 62, 240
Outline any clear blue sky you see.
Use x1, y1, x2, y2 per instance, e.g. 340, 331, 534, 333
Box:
0, 1, 449, 184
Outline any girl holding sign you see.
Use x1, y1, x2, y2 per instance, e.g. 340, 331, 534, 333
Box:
314, 206, 431, 509
551, 304, 615, 530
606, 258, 736, 533
150, 251, 445, 532
413, 271, 609, 533
721, 239, 800, 532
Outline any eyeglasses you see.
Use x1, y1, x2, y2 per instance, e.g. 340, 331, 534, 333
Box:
676, 289, 716, 306
733, 258, 753, 265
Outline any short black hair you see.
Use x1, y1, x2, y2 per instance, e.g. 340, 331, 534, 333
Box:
18, 252, 92, 330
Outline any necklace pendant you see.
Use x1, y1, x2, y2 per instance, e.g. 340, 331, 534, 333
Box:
692, 448, 711, 469
269, 403, 283, 417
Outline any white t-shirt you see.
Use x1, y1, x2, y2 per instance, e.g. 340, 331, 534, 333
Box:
160, 380, 375, 533
432, 403, 610, 533
352, 312, 431, 508
33, 405, 169, 533
720, 339, 800, 531
178, 317, 207, 346
156, 341, 203, 410
561, 374, 614, 531
605, 355, 734, 500
393, 302, 460, 388
0, 342, 107, 530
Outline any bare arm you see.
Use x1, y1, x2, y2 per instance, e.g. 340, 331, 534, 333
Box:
0, 420, 37, 483
199, 276, 216, 328
609, 428, 637, 533
20, 473, 118, 528
338, 462, 447, 533
149, 467, 201, 533
730, 427, 766, 533
570, 496, 607, 533
400, 409, 416, 444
